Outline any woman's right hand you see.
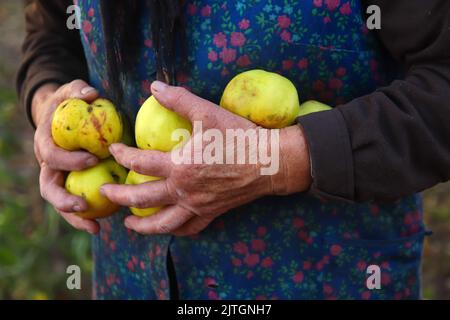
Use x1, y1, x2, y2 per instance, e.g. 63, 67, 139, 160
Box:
32, 80, 100, 234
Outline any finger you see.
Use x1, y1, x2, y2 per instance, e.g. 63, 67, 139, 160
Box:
38, 134, 98, 170
171, 215, 214, 237
100, 180, 174, 208
40, 164, 88, 212
58, 210, 100, 235
150, 81, 218, 126
109, 143, 173, 177
56, 79, 99, 102
123, 205, 194, 234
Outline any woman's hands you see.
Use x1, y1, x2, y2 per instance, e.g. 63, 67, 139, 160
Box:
101, 81, 312, 236
32, 80, 100, 234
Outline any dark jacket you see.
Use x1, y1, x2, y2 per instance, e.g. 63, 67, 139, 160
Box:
17, 0, 450, 203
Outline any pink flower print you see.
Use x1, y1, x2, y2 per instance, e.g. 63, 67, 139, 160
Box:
323, 16, 331, 24
404, 213, 414, 225
220, 47, 237, 64
282, 59, 294, 70
239, 19, 250, 30
204, 277, 217, 288
357, 260, 367, 271
187, 4, 197, 15
312, 80, 325, 91
381, 273, 391, 286
293, 217, 305, 228
313, 0, 323, 7
257, 226, 267, 237
201, 5, 212, 17
277, 15, 291, 29
82, 20, 92, 34
208, 50, 218, 62
233, 241, 248, 255
90, 41, 97, 54
330, 244, 342, 256
88, 7, 95, 18
325, 0, 340, 11
213, 32, 227, 48
323, 284, 333, 295
298, 58, 308, 69
261, 257, 273, 268
336, 67, 347, 77
361, 291, 371, 300
340, 2, 352, 15
231, 258, 242, 266
244, 254, 260, 267
251, 239, 266, 252
303, 261, 312, 270
293, 271, 304, 283
127, 260, 134, 271
208, 290, 219, 300
329, 78, 343, 90
144, 39, 153, 48
230, 32, 246, 47
280, 29, 292, 42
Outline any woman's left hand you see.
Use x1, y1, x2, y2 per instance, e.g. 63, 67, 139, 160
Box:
101, 81, 312, 236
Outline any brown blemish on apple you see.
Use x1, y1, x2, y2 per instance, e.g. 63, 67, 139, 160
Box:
61, 102, 68, 109
87, 106, 93, 113
90, 115, 108, 145
111, 172, 120, 183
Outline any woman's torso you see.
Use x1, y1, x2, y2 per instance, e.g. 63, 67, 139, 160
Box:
75, 0, 426, 299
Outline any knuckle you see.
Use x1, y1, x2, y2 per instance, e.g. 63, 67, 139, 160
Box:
129, 194, 146, 208
171, 86, 189, 105
156, 223, 172, 234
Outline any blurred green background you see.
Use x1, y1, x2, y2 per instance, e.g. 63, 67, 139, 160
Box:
0, 1, 449, 300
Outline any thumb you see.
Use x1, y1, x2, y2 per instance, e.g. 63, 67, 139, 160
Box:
150, 81, 217, 125
57, 79, 99, 102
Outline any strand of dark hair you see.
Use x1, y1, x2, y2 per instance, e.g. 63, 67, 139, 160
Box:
100, 0, 184, 119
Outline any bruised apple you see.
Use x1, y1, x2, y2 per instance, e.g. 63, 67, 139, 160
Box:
52, 98, 123, 159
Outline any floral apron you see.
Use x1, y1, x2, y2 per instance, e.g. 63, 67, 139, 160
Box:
75, 0, 427, 299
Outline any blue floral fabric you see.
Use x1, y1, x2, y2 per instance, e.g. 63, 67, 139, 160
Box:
75, 0, 427, 300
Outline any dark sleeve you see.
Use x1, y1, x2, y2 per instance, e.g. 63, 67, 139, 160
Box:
297, 0, 450, 202
16, 0, 89, 127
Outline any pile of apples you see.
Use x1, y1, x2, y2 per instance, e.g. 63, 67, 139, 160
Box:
51, 70, 331, 220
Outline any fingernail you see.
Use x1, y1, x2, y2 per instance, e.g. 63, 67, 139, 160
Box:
99, 186, 106, 196
86, 158, 97, 167
81, 87, 95, 95
151, 81, 168, 93
109, 143, 118, 153
73, 205, 82, 212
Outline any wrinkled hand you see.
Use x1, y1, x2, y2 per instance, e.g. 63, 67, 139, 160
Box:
101, 81, 311, 236
33, 80, 100, 234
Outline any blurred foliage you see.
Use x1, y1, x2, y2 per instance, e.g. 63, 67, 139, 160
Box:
0, 85, 92, 299
0, 0, 449, 300
0, 1, 91, 299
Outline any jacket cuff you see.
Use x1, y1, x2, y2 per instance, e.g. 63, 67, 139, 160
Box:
296, 108, 355, 202
20, 70, 71, 129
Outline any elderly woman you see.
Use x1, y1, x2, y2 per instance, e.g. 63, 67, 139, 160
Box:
18, 0, 450, 299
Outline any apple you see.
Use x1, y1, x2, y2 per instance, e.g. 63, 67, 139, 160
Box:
135, 95, 192, 152
52, 98, 123, 159
65, 158, 127, 219
220, 69, 301, 128
297, 100, 332, 117
125, 170, 162, 217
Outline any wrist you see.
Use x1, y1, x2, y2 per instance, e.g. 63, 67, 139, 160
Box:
31, 83, 60, 127
270, 125, 312, 195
